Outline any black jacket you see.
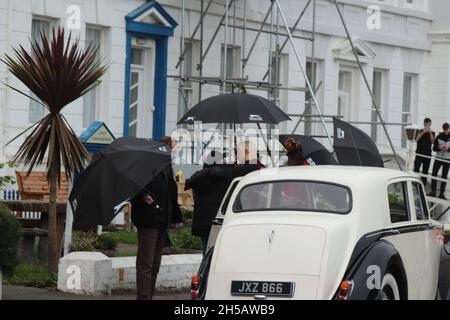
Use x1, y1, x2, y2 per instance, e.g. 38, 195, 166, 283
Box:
185, 164, 260, 237
433, 132, 450, 159
131, 165, 182, 229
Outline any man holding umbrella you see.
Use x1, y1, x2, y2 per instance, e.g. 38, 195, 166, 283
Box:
70, 137, 181, 300
131, 166, 180, 300
131, 136, 183, 300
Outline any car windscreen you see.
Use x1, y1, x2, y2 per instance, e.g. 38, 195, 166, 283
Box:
233, 180, 352, 214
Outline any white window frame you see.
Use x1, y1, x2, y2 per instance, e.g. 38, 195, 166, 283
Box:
220, 44, 241, 92
29, 17, 58, 124
83, 24, 104, 128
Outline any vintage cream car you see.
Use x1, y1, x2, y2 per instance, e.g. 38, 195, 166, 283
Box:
192, 166, 446, 300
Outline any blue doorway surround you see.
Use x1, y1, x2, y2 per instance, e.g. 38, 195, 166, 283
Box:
124, 1, 177, 140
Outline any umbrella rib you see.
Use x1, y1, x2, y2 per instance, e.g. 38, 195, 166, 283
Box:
348, 128, 363, 166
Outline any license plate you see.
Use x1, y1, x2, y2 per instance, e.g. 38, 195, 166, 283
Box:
231, 281, 294, 297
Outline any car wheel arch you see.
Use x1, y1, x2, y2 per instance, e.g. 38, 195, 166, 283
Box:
338, 238, 408, 300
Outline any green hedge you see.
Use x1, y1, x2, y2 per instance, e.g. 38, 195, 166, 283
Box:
0, 204, 21, 276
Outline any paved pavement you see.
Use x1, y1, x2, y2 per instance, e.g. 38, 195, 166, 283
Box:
2, 285, 190, 300
3, 248, 450, 300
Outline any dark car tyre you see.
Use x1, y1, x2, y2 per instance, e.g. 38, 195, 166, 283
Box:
379, 273, 400, 300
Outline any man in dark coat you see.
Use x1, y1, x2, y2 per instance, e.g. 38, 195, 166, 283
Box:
131, 165, 182, 300
430, 123, 450, 199
186, 148, 262, 256
414, 118, 436, 185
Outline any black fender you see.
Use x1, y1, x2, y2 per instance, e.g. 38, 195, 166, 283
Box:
194, 246, 214, 300
335, 237, 408, 300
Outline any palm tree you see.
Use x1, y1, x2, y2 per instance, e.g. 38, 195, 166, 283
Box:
1, 27, 108, 274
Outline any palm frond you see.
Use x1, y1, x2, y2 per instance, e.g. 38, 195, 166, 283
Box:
1, 27, 108, 183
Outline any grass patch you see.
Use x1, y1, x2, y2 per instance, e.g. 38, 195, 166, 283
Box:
3, 264, 56, 288
104, 230, 138, 245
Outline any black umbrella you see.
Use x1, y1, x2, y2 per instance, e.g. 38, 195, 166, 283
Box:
279, 134, 338, 165
69, 137, 172, 226
177, 93, 291, 124
333, 118, 384, 167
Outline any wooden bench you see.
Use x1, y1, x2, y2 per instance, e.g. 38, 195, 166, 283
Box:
12, 171, 69, 264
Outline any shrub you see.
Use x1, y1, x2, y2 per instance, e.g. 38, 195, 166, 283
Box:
70, 231, 98, 252
0, 203, 21, 276
97, 233, 118, 250
70, 231, 118, 252
169, 227, 202, 250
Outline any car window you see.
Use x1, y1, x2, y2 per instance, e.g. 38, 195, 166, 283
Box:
233, 181, 352, 214
387, 182, 410, 223
412, 182, 429, 221
219, 180, 240, 215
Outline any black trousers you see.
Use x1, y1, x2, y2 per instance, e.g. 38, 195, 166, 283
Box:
136, 228, 164, 300
414, 155, 431, 185
431, 160, 450, 195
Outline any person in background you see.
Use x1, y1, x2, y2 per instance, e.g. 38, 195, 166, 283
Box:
429, 123, 450, 200
185, 151, 231, 256
159, 136, 183, 229
414, 118, 436, 185
283, 138, 309, 166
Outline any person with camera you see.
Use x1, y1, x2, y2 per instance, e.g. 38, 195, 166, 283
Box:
414, 118, 435, 185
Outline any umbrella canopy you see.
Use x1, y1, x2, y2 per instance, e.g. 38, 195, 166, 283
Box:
333, 118, 384, 167
279, 134, 338, 165
69, 137, 172, 226
177, 93, 291, 124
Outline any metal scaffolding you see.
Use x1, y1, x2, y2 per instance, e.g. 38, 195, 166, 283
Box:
172, 0, 404, 169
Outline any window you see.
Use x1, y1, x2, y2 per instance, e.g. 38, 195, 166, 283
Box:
337, 69, 353, 120
401, 74, 414, 148
233, 181, 352, 214
270, 53, 289, 104
305, 60, 318, 135
29, 19, 50, 123
220, 179, 240, 215
128, 47, 144, 137
387, 182, 410, 223
178, 40, 199, 120
220, 45, 241, 92
371, 70, 383, 142
412, 182, 429, 221
83, 26, 102, 128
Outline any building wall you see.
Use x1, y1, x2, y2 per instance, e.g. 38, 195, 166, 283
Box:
0, 0, 447, 163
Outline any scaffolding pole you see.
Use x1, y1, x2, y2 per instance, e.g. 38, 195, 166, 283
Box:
241, 0, 247, 79
175, 0, 214, 69
222, 0, 229, 94
332, 0, 403, 170
199, 0, 235, 72
262, 0, 313, 81
242, 0, 275, 71
199, 0, 204, 101
274, 0, 334, 150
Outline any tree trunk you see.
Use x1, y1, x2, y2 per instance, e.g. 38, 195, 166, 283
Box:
47, 164, 58, 275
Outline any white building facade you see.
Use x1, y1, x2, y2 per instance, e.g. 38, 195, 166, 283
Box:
0, 0, 449, 161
